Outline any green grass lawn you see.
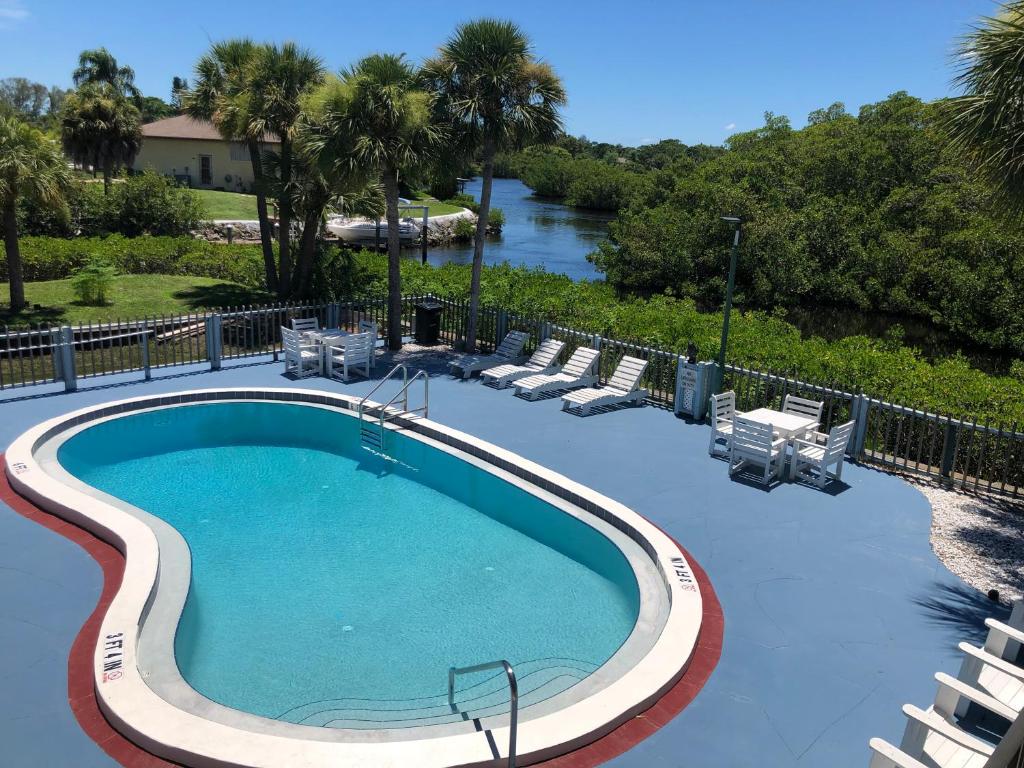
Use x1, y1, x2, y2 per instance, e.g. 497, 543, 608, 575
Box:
194, 189, 262, 220
1, 274, 272, 326
191, 189, 467, 221
404, 192, 467, 217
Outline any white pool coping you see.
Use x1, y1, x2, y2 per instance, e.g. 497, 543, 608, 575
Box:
5, 388, 704, 768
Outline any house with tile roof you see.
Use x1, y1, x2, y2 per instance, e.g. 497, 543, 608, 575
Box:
131, 115, 279, 192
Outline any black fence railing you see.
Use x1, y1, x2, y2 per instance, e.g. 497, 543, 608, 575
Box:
2, 294, 1021, 497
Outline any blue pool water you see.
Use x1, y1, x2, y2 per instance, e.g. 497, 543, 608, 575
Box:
57, 403, 639, 727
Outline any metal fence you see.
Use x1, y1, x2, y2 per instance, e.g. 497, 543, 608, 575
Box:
2, 294, 1021, 496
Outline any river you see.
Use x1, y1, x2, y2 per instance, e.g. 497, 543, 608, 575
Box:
426, 177, 613, 280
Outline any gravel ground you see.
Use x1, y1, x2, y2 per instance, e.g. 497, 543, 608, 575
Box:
910, 477, 1024, 605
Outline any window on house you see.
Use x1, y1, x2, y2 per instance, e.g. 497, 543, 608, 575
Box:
229, 143, 250, 162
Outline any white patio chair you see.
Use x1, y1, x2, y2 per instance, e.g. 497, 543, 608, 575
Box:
482, 339, 565, 388
790, 420, 855, 488
281, 326, 320, 378
291, 317, 320, 334
782, 394, 824, 438
729, 416, 786, 485
561, 356, 648, 416
951, 641, 1024, 722
985, 606, 1024, 666
449, 331, 530, 379
868, 704, 994, 768
868, 601, 1024, 768
708, 390, 738, 458
326, 332, 373, 382
514, 347, 600, 400
358, 319, 379, 370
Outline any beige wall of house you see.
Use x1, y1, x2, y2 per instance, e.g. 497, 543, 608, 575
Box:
132, 138, 258, 192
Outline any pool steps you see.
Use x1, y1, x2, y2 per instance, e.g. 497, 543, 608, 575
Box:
281, 657, 598, 729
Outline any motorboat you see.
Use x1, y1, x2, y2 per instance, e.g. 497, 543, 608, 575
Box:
326, 215, 421, 243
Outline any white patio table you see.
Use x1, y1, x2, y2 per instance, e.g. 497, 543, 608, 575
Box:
306, 329, 348, 374
741, 407, 819, 442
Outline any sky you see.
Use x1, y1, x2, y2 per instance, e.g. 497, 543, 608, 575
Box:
0, 0, 1004, 146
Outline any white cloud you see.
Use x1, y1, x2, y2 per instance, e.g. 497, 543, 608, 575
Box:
0, 0, 29, 27
724, 122, 736, 131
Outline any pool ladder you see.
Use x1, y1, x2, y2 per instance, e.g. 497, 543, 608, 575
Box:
449, 660, 518, 768
356, 364, 429, 452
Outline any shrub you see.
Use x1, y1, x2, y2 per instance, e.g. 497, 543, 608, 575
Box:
486, 207, 505, 231
8, 235, 266, 287
444, 193, 478, 213
341, 251, 1024, 423
453, 217, 476, 239
107, 171, 204, 236
71, 258, 117, 305
14, 171, 204, 237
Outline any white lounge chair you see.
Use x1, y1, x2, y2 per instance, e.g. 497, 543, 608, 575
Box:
326, 332, 373, 382
729, 416, 786, 485
449, 330, 530, 380
708, 390, 738, 458
358, 319, 379, 370
561, 355, 648, 416
281, 326, 320, 378
291, 316, 320, 334
782, 394, 824, 438
482, 339, 565, 388
514, 346, 600, 400
790, 420, 855, 488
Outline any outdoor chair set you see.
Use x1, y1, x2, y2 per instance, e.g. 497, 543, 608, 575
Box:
869, 600, 1024, 768
281, 317, 379, 383
448, 331, 648, 416
710, 391, 855, 488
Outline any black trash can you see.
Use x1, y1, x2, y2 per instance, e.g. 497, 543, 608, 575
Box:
414, 300, 443, 345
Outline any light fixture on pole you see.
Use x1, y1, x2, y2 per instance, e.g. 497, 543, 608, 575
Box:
714, 215, 742, 394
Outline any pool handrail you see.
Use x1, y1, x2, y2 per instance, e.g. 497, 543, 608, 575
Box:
448, 659, 518, 768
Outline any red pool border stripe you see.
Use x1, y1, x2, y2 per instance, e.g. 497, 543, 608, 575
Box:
1, 454, 722, 768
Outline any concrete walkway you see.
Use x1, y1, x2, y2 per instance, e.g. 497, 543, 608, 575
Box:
0, 356, 1006, 767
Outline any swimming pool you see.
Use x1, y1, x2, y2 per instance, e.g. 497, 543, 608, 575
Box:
58, 401, 640, 727
7, 388, 703, 768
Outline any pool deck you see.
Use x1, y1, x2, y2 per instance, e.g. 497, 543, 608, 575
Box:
0, 354, 1007, 768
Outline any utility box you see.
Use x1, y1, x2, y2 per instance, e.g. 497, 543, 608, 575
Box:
414, 300, 443, 346
675, 359, 714, 421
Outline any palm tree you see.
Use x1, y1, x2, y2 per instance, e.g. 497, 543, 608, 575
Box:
246, 43, 324, 298
0, 116, 71, 311
187, 39, 279, 293
73, 47, 141, 102
60, 84, 142, 194
947, 4, 1024, 211
422, 19, 565, 351
303, 56, 443, 349
265, 140, 383, 297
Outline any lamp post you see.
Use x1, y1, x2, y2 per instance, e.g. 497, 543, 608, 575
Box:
714, 216, 742, 394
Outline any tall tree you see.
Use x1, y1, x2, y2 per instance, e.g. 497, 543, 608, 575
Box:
60, 84, 142, 194
73, 47, 141, 102
246, 42, 324, 297
422, 19, 565, 350
946, 3, 1024, 212
187, 39, 279, 293
171, 76, 189, 110
303, 56, 443, 349
0, 116, 71, 311
267, 142, 383, 297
